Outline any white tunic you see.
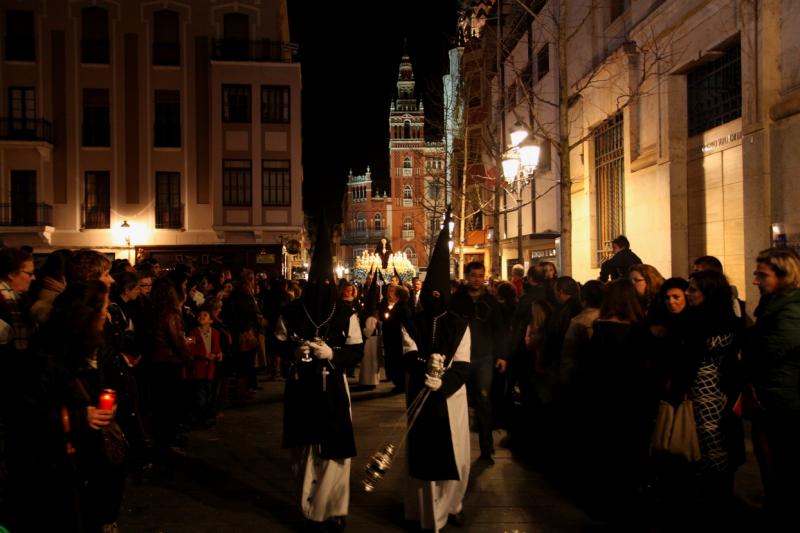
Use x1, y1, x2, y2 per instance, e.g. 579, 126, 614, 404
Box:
359, 316, 381, 386
278, 313, 363, 522
401, 325, 472, 532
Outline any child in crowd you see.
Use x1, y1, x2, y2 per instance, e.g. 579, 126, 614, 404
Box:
187, 309, 223, 427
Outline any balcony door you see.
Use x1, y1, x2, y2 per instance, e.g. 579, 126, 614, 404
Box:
11, 170, 36, 225
223, 13, 249, 60
9, 87, 36, 139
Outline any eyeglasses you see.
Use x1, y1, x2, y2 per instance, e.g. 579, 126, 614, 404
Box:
20, 270, 35, 277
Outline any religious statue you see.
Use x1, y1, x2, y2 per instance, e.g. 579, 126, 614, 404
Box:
375, 237, 392, 269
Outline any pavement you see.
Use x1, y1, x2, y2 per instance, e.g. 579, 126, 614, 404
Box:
118, 376, 770, 532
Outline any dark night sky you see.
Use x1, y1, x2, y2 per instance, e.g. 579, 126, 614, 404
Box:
288, 0, 460, 222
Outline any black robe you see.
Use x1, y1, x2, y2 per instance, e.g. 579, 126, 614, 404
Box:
279, 299, 363, 459
404, 310, 469, 481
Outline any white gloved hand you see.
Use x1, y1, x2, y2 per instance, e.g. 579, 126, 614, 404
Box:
311, 340, 334, 360
294, 344, 311, 360
424, 374, 443, 391
427, 353, 445, 376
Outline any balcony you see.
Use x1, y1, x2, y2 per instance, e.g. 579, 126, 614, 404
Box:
0, 118, 53, 144
0, 203, 53, 226
81, 203, 110, 229
155, 204, 184, 229
210, 39, 297, 63
340, 228, 388, 245
402, 229, 415, 241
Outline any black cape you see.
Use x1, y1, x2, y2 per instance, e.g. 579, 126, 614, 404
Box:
280, 299, 363, 459
404, 310, 469, 481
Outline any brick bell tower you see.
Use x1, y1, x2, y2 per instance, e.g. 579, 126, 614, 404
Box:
388, 45, 428, 267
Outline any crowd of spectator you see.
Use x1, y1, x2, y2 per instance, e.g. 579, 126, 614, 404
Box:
0, 247, 305, 532
1, 235, 798, 531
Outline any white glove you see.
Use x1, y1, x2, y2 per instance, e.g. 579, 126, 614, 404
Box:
427, 353, 445, 376
311, 340, 334, 360
294, 344, 311, 360
424, 374, 443, 391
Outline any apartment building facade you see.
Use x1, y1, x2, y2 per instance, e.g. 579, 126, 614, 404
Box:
0, 0, 304, 274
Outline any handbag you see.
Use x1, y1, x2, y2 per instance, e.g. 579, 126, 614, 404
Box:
238, 329, 258, 352
650, 397, 701, 463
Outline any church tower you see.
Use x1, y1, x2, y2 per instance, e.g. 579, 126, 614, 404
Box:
389, 47, 429, 267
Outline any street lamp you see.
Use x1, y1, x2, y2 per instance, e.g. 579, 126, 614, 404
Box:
502, 131, 540, 269
120, 220, 132, 262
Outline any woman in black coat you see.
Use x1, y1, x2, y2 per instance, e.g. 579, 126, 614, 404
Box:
7, 281, 122, 532
676, 270, 744, 512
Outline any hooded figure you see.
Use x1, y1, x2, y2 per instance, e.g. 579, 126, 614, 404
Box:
275, 212, 364, 531
402, 211, 471, 531
358, 275, 382, 389
375, 237, 392, 269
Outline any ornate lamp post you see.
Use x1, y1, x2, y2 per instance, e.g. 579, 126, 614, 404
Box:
502, 124, 540, 268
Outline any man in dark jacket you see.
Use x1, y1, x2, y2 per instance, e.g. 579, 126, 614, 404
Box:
452, 261, 508, 463
599, 235, 642, 282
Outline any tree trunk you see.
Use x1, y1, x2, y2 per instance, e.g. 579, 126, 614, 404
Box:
557, 1, 572, 276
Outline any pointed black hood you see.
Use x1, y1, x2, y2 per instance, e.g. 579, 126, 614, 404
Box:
304, 211, 336, 323
308, 212, 334, 283
363, 272, 381, 317
420, 210, 452, 312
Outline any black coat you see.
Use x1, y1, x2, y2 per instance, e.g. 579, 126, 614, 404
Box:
279, 299, 363, 459
599, 248, 643, 282
451, 286, 508, 363
404, 310, 469, 481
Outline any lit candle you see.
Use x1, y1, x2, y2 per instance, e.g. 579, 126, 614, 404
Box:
99, 389, 116, 411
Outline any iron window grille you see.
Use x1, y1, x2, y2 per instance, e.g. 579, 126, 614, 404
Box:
687, 43, 741, 137
594, 113, 625, 263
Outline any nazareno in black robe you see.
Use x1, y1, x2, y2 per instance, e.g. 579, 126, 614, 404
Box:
404, 310, 470, 481
279, 298, 364, 460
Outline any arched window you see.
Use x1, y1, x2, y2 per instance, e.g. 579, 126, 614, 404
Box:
402, 216, 413, 231
373, 212, 382, 231
81, 7, 109, 64
404, 120, 411, 138
356, 213, 366, 232
403, 157, 412, 169
403, 185, 413, 201
153, 10, 180, 65
405, 246, 417, 265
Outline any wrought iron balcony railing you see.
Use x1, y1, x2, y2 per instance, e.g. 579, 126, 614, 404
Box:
340, 229, 389, 244
210, 39, 297, 63
0, 118, 53, 143
0, 203, 53, 226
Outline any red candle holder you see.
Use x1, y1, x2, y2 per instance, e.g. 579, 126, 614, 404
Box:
98, 389, 116, 411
